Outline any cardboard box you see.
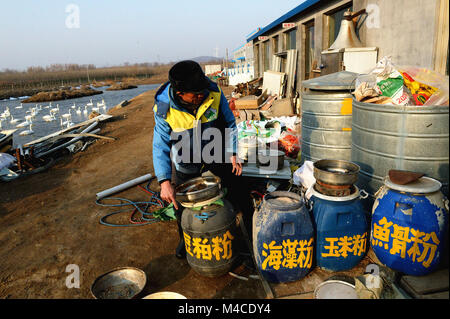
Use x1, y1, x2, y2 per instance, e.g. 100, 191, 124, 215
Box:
234, 94, 264, 109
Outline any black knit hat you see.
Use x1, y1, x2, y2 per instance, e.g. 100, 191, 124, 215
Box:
169, 60, 209, 93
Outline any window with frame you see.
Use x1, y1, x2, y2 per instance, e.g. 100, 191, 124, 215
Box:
264, 40, 271, 71
305, 21, 315, 79
272, 35, 279, 54
285, 29, 297, 50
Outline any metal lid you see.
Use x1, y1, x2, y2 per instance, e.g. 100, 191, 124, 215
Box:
302, 71, 359, 90
384, 176, 442, 194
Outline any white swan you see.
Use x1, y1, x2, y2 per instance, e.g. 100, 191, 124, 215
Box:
15, 103, 23, 109
71, 102, 77, 109
10, 115, 20, 124
42, 111, 56, 122
60, 117, 73, 128
1, 107, 10, 118
17, 115, 33, 128
86, 99, 93, 107
97, 99, 105, 107
19, 124, 34, 136
61, 109, 72, 120
50, 104, 60, 114
76, 106, 82, 115
83, 105, 88, 116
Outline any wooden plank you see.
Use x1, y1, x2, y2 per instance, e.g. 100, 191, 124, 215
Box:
400, 269, 449, 296
433, 0, 449, 74
23, 114, 113, 147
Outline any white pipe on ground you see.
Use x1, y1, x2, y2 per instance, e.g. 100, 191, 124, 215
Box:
96, 174, 153, 200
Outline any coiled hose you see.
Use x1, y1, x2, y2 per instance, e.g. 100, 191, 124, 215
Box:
96, 180, 165, 227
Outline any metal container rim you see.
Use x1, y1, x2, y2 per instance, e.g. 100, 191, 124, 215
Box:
90, 266, 147, 299
352, 96, 450, 112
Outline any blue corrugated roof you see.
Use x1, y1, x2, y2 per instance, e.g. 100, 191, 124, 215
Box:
247, 0, 321, 42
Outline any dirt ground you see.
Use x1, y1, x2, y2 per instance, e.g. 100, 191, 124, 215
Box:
0, 85, 374, 299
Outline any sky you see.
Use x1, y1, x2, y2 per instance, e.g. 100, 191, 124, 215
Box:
0, 0, 305, 71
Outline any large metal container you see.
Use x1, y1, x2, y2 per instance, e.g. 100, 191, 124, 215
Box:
301, 71, 359, 163
181, 199, 240, 277
351, 98, 449, 199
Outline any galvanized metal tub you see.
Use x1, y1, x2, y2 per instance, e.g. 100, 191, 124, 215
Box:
301, 71, 358, 163
351, 98, 449, 199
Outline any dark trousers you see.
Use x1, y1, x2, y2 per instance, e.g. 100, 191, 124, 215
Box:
174, 163, 254, 238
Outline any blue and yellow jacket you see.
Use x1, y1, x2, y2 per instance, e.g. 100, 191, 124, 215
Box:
152, 79, 237, 183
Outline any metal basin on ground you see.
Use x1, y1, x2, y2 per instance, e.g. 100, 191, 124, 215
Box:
90, 267, 147, 299
143, 292, 187, 299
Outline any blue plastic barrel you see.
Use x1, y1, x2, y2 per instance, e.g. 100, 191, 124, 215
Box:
371, 176, 449, 276
310, 186, 369, 271
253, 191, 314, 283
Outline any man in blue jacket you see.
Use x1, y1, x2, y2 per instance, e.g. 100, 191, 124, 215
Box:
152, 60, 252, 258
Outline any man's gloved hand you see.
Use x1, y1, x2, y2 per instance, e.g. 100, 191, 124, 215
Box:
230, 155, 242, 176
160, 180, 179, 210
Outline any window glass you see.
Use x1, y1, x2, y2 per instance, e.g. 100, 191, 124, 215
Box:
305, 22, 315, 79
264, 41, 271, 71
286, 29, 297, 50
273, 36, 279, 54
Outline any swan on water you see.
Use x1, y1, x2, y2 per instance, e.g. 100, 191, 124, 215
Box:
19, 124, 34, 136
10, 115, 20, 124
42, 112, 56, 122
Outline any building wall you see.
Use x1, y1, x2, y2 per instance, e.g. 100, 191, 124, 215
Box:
353, 0, 439, 69
250, 0, 447, 101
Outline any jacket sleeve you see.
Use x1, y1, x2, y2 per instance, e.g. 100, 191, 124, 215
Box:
218, 91, 238, 154
153, 111, 173, 183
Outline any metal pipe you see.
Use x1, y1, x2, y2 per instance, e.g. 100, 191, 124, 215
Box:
96, 174, 153, 200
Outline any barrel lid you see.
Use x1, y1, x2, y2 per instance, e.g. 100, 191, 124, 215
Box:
302, 71, 359, 90
264, 191, 303, 211
384, 176, 442, 194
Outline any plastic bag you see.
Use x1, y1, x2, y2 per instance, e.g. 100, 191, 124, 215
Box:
293, 161, 315, 199
400, 71, 437, 105
397, 66, 449, 106
278, 129, 300, 159
372, 56, 410, 105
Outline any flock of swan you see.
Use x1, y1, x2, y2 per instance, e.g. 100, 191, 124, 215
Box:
0, 98, 107, 137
